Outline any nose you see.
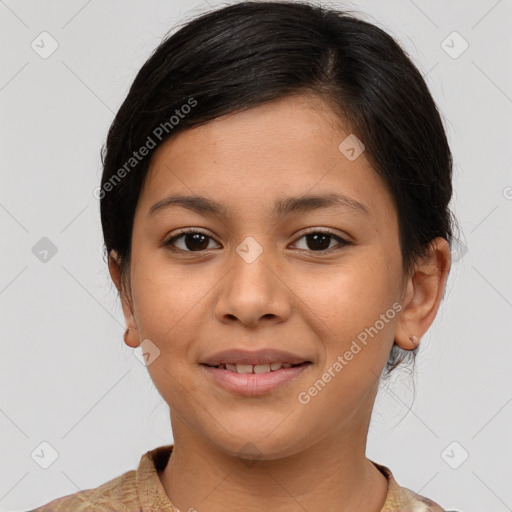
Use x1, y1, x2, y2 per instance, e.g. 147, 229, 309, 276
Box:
213, 242, 292, 328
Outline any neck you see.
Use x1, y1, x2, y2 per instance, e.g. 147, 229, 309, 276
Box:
159, 417, 388, 512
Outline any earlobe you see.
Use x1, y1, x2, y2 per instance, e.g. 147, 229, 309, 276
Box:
123, 326, 140, 348
394, 237, 451, 351
407, 334, 419, 348
120, 294, 140, 348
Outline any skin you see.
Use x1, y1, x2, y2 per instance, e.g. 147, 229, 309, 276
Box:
109, 93, 450, 512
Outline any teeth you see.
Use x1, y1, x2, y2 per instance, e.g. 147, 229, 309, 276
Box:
212, 362, 303, 373
253, 364, 271, 374
236, 364, 253, 373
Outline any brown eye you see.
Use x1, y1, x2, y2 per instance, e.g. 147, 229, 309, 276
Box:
293, 230, 352, 252
165, 230, 220, 252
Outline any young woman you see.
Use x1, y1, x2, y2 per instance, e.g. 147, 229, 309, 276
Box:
32, 1, 456, 510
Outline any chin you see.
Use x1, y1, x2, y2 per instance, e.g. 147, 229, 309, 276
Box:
208, 429, 309, 463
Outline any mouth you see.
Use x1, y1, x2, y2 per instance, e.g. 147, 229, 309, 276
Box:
200, 361, 312, 396
202, 361, 310, 373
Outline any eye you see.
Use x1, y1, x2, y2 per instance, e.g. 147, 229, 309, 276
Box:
164, 228, 352, 254
292, 228, 353, 253
164, 228, 220, 252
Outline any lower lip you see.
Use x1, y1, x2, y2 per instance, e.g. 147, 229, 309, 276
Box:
200, 363, 311, 396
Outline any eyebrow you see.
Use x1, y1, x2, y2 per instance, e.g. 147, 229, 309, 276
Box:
148, 192, 371, 218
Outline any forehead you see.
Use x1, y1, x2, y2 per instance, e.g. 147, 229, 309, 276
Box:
149, 94, 348, 173
137, 94, 395, 224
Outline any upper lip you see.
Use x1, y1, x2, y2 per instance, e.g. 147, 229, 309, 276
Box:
201, 349, 311, 366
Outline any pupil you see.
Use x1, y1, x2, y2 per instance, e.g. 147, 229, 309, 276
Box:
307, 233, 330, 251
186, 233, 209, 251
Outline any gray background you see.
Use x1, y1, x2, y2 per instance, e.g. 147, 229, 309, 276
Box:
1, 0, 511, 511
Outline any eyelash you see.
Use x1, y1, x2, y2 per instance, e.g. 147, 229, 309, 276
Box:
163, 227, 353, 254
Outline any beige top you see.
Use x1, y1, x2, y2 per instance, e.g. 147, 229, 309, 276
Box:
31, 444, 446, 511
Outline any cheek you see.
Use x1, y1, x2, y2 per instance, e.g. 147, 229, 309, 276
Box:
300, 247, 398, 319
129, 260, 204, 398
296, 248, 400, 366
130, 249, 209, 341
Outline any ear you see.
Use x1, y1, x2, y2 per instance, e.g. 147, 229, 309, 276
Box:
108, 250, 140, 348
394, 237, 451, 350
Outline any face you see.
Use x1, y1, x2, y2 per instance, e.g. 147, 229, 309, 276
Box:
117, 94, 410, 459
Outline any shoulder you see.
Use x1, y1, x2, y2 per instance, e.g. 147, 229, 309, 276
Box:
30, 468, 138, 512
29, 445, 175, 512
371, 460, 447, 512
401, 489, 446, 512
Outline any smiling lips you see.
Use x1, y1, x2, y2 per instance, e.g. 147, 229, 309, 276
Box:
209, 362, 306, 373
200, 348, 312, 395
201, 348, 311, 369
201, 362, 311, 396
